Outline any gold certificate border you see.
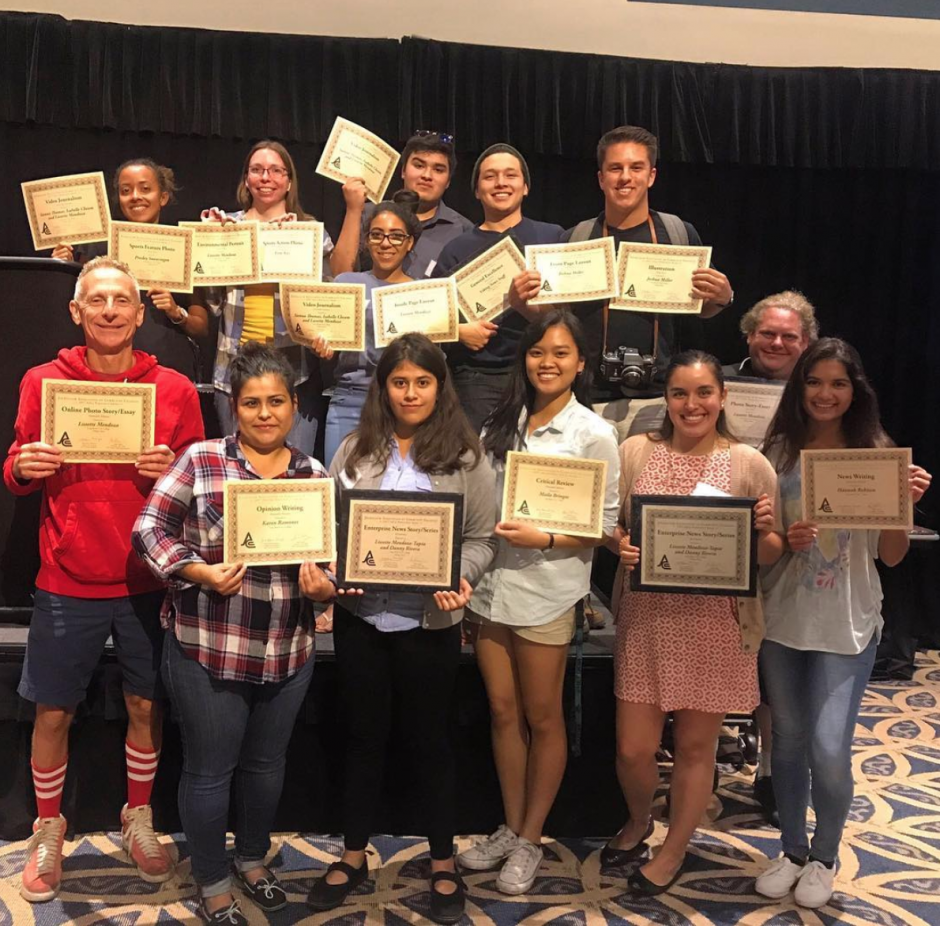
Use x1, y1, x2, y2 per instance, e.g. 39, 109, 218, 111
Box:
22, 172, 111, 250
281, 283, 366, 352
180, 221, 261, 287
526, 238, 618, 306
801, 448, 913, 529
454, 237, 526, 322
723, 379, 786, 448
611, 242, 712, 314
40, 379, 155, 463
260, 221, 324, 283
110, 221, 194, 292
316, 117, 401, 204
223, 478, 336, 566
372, 278, 460, 347
502, 451, 607, 538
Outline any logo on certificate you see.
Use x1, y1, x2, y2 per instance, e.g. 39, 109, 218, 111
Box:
57, 431, 72, 447
194, 262, 205, 275
332, 156, 342, 169
362, 550, 376, 566
241, 532, 256, 549
540, 279, 552, 293
476, 302, 488, 314
658, 554, 672, 570
42, 222, 51, 236
818, 498, 833, 514
387, 322, 398, 335
517, 500, 530, 515
625, 284, 637, 298
295, 323, 303, 335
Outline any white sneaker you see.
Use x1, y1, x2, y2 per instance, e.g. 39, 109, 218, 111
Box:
457, 824, 520, 871
794, 859, 835, 909
495, 840, 543, 895
755, 854, 805, 899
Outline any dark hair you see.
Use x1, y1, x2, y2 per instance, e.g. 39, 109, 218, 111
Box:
471, 143, 531, 192
236, 139, 311, 219
112, 159, 179, 204
229, 341, 296, 403
344, 333, 481, 476
762, 337, 891, 472
371, 189, 422, 243
654, 350, 736, 443
483, 309, 592, 462
401, 133, 457, 177
597, 126, 659, 170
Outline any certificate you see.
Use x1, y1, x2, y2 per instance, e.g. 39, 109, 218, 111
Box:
316, 117, 400, 204
259, 221, 324, 282
453, 236, 526, 323
612, 242, 712, 314
800, 448, 913, 529
723, 379, 785, 449
372, 278, 460, 346
179, 222, 261, 286
109, 222, 194, 292
223, 478, 336, 566
337, 490, 463, 592
40, 379, 155, 463
526, 238, 618, 305
630, 495, 758, 596
22, 172, 111, 250
501, 451, 608, 539
280, 282, 366, 351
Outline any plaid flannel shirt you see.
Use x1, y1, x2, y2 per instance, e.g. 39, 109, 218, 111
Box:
132, 435, 328, 684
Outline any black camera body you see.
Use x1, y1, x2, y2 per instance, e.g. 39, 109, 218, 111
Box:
599, 346, 656, 392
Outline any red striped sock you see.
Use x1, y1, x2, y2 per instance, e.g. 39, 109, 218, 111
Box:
125, 741, 160, 809
32, 758, 67, 820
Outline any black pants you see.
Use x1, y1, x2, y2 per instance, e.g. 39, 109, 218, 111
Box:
333, 606, 462, 859
450, 366, 512, 434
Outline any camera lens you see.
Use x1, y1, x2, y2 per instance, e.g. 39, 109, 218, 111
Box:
622, 366, 644, 389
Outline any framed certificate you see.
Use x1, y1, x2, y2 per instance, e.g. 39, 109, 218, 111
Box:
612, 242, 713, 314
223, 478, 335, 566
260, 221, 324, 282
337, 490, 463, 592
372, 278, 460, 347
800, 448, 913, 529
526, 238, 618, 305
453, 236, 526, 323
316, 117, 401, 204
179, 221, 261, 286
501, 451, 608, 539
630, 495, 758, 596
109, 222, 194, 292
40, 379, 155, 463
22, 172, 111, 250
280, 282, 366, 351
723, 379, 785, 449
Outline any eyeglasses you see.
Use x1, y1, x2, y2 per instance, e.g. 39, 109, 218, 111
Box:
248, 166, 289, 178
414, 129, 455, 146
367, 230, 411, 247
755, 329, 802, 345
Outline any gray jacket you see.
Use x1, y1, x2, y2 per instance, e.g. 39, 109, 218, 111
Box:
329, 438, 499, 629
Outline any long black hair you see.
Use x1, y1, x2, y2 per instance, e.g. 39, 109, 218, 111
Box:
653, 350, 736, 443
344, 333, 481, 476
762, 337, 891, 472
483, 309, 592, 462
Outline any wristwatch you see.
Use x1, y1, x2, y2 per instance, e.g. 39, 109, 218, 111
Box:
542, 532, 555, 552
171, 306, 190, 326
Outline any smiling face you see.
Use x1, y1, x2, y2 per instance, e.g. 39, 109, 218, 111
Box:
401, 150, 451, 207
665, 362, 726, 447
747, 306, 810, 380
69, 267, 144, 355
802, 359, 853, 427
386, 360, 439, 436
367, 211, 413, 275
245, 147, 291, 211
234, 372, 296, 451
598, 141, 656, 219
117, 164, 168, 224
525, 323, 585, 405
475, 152, 528, 221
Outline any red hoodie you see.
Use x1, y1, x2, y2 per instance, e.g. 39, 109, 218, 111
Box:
3, 347, 205, 598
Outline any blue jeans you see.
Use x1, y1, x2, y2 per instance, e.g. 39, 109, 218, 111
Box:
324, 382, 369, 467
161, 633, 314, 896
759, 635, 877, 864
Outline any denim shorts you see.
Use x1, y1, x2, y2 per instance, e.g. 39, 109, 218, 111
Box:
18, 589, 166, 708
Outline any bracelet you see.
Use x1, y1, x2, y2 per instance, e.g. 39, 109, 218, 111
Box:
171, 306, 189, 326
542, 532, 555, 551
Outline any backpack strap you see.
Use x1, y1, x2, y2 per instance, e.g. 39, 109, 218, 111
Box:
568, 218, 598, 243
656, 212, 689, 246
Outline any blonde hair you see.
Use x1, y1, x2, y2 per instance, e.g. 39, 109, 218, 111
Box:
740, 290, 818, 342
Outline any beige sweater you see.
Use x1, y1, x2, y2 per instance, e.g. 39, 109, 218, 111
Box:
611, 434, 782, 654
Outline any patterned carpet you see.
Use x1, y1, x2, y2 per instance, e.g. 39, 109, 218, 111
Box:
2, 651, 940, 925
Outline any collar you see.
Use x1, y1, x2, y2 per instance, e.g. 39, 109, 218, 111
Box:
519, 392, 582, 436
224, 433, 313, 477
424, 200, 463, 227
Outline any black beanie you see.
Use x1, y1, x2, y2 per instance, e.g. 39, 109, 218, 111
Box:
471, 143, 531, 191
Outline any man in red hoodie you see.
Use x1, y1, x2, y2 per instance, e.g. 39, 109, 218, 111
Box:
4, 256, 205, 902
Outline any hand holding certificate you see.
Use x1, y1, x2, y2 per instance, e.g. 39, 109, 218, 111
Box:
612, 242, 713, 314
22, 172, 111, 250
453, 236, 526, 323
316, 117, 400, 204
372, 278, 460, 346
525, 238, 618, 305
281, 282, 366, 351
110, 222, 194, 292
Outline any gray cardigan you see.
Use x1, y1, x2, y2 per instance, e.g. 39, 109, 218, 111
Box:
329, 437, 499, 629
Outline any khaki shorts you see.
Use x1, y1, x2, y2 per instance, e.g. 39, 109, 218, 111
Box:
466, 605, 577, 646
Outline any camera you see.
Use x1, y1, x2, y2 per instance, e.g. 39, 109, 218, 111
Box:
599, 346, 656, 391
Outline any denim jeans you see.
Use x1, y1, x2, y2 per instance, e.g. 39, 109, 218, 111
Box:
759, 634, 877, 864
161, 633, 314, 896
450, 366, 512, 435
324, 383, 369, 466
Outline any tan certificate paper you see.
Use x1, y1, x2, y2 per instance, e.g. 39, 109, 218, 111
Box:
109, 222, 194, 292
40, 379, 155, 463
612, 242, 713, 313
259, 221, 324, 282
501, 451, 608, 538
316, 117, 400, 204
526, 238, 618, 306
179, 221, 261, 286
281, 282, 366, 351
22, 172, 111, 250
801, 448, 913, 529
372, 278, 459, 347
454, 237, 526, 322
723, 380, 785, 449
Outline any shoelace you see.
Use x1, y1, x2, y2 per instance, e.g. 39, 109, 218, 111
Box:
800, 863, 828, 888
27, 817, 65, 875
124, 807, 164, 859
253, 877, 282, 900
208, 900, 242, 924
503, 843, 541, 878
478, 827, 514, 851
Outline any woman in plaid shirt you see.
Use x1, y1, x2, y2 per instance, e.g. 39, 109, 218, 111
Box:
133, 342, 335, 926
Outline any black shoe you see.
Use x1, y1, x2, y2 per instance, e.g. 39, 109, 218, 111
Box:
754, 775, 780, 827
196, 897, 249, 925
306, 859, 369, 911
233, 866, 288, 912
627, 859, 685, 897
429, 870, 466, 924
600, 820, 655, 868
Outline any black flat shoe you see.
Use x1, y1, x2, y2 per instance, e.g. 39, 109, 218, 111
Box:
627, 859, 685, 896
600, 820, 655, 868
196, 898, 249, 925
306, 860, 369, 911
233, 866, 288, 912
429, 870, 466, 924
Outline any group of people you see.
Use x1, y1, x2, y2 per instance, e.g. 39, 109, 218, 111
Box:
6, 124, 929, 924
